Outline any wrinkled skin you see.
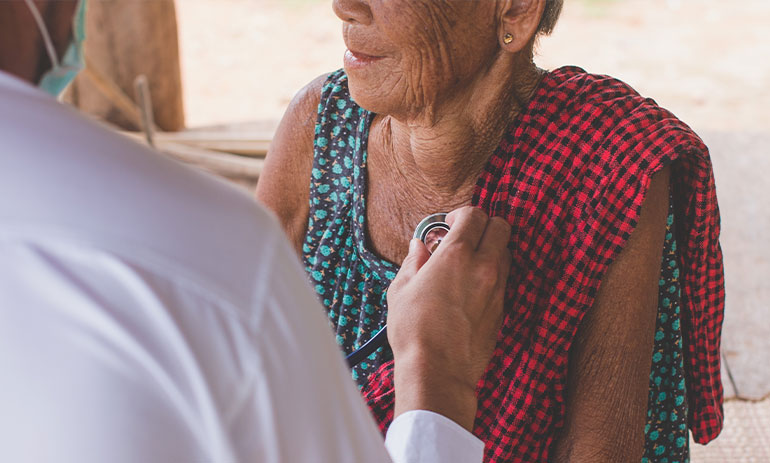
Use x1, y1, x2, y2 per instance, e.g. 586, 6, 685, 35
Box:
334, 0, 501, 122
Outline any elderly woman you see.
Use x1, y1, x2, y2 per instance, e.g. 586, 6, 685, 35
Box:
257, 0, 725, 461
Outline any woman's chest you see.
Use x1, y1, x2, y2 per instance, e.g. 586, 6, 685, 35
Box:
363, 165, 475, 264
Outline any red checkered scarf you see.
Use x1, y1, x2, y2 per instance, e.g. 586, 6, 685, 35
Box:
361, 67, 725, 462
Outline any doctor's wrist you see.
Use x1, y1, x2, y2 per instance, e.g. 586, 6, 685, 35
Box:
393, 354, 478, 432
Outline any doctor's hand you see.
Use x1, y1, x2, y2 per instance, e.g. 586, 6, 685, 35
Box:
387, 206, 512, 432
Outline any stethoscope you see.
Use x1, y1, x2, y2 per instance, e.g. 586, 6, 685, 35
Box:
346, 213, 450, 367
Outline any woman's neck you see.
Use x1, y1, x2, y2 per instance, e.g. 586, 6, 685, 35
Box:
371, 60, 544, 197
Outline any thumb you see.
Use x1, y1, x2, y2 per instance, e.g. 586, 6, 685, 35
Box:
397, 239, 431, 281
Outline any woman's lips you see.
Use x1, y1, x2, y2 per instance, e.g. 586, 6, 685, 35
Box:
344, 49, 384, 69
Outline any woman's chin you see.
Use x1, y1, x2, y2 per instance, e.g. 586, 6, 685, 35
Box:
345, 76, 392, 116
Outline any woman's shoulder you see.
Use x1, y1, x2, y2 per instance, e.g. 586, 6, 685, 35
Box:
530, 66, 707, 173
255, 72, 331, 250
542, 66, 653, 109
540, 66, 698, 138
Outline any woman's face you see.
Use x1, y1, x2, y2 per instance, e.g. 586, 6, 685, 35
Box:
332, 0, 500, 120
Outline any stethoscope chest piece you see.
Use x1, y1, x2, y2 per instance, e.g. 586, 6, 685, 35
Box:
346, 212, 451, 368
414, 213, 450, 254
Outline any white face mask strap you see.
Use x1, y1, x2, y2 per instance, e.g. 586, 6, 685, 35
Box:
23, 0, 61, 69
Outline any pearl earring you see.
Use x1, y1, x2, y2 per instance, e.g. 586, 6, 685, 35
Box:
503, 33, 514, 44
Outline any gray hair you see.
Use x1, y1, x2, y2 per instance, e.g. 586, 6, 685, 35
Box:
538, 0, 563, 35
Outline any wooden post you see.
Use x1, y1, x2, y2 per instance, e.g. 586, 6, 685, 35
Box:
68, 0, 185, 131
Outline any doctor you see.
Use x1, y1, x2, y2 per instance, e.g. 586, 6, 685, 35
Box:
0, 1, 512, 462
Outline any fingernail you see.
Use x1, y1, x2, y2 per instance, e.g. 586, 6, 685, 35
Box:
409, 238, 420, 253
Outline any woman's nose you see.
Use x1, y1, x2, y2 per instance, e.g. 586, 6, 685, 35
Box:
332, 0, 373, 26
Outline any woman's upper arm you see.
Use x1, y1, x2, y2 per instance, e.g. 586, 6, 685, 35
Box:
256, 73, 328, 252
553, 165, 671, 462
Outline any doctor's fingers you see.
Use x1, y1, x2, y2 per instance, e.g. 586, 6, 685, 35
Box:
391, 238, 430, 290
467, 216, 512, 292
477, 216, 512, 259
476, 254, 509, 350
442, 206, 490, 251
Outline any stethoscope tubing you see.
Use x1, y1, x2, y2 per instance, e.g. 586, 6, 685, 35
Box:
346, 326, 388, 368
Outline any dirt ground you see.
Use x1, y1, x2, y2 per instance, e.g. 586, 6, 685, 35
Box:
176, 0, 770, 133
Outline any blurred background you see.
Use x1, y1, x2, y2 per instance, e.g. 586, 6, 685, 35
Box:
64, 0, 769, 460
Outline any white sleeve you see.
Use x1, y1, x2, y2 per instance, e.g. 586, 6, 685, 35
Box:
385, 410, 485, 463
231, 236, 393, 463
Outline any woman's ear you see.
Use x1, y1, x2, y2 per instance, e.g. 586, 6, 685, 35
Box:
497, 0, 546, 53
